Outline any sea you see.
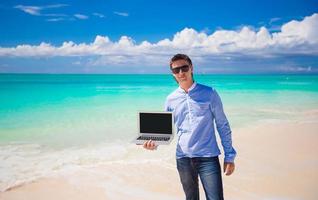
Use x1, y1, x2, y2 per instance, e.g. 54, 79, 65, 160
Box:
0, 74, 318, 192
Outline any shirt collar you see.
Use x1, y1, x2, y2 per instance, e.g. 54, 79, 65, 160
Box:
178, 82, 197, 93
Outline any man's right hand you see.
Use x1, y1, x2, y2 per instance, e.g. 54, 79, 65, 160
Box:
143, 140, 158, 150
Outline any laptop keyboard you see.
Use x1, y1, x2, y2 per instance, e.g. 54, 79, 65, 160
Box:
137, 136, 170, 141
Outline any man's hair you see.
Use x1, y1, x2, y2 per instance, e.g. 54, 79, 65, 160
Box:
169, 54, 192, 68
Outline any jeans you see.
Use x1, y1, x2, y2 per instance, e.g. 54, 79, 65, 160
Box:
176, 156, 224, 200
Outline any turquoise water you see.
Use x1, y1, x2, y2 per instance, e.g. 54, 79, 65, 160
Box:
0, 74, 318, 147
1, 74, 318, 191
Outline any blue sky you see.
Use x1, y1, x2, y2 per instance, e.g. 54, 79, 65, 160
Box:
0, 0, 318, 74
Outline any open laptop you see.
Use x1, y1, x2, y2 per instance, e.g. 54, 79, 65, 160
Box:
133, 111, 174, 145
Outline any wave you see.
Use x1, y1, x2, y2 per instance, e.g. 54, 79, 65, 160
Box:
0, 141, 176, 192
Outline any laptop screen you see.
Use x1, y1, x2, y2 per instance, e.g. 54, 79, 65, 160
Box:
139, 112, 173, 134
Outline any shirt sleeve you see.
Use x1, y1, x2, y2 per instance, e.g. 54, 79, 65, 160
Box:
164, 98, 171, 112
211, 89, 237, 163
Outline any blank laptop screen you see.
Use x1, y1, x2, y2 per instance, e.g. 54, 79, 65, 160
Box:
139, 113, 172, 134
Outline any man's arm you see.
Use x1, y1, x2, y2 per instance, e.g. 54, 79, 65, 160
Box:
211, 89, 237, 175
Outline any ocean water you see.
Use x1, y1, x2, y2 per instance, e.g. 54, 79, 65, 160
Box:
0, 74, 318, 191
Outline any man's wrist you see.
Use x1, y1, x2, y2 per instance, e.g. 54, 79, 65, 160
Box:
224, 157, 235, 163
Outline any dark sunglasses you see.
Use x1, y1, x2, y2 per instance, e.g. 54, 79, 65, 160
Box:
171, 65, 190, 74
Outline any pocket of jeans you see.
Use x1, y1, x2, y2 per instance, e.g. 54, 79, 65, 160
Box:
199, 157, 221, 174
176, 158, 191, 171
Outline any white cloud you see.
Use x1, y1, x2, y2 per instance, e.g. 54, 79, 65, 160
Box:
269, 17, 281, 25
14, 4, 68, 16
1, 13, 317, 66
14, 4, 107, 22
44, 13, 67, 17
74, 14, 88, 20
46, 18, 65, 22
14, 5, 41, 15
114, 11, 129, 17
93, 13, 105, 18
43, 4, 68, 9
279, 65, 312, 72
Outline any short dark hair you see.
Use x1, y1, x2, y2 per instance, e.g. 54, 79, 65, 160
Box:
169, 54, 192, 68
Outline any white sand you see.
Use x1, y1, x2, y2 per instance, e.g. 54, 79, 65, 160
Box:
1, 121, 318, 200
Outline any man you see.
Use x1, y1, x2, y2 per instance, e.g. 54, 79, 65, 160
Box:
143, 54, 236, 200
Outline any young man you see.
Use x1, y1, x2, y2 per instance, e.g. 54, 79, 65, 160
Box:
143, 54, 236, 200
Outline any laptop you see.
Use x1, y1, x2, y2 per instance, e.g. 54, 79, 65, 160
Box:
133, 111, 174, 145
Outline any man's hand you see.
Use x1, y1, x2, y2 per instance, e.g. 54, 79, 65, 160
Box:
223, 162, 235, 176
143, 140, 158, 150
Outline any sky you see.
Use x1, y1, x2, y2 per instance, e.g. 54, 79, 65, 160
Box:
0, 0, 318, 74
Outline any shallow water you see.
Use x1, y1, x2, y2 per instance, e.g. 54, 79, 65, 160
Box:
0, 74, 317, 191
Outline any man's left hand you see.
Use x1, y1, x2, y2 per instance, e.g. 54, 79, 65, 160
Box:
223, 162, 235, 176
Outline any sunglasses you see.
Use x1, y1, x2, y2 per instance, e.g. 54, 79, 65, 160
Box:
171, 65, 190, 74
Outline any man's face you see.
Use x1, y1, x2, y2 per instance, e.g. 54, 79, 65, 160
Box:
170, 59, 193, 84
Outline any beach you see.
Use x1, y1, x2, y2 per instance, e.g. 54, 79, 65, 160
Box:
0, 74, 318, 199
1, 120, 317, 200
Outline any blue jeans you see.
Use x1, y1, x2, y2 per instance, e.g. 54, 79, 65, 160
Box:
176, 157, 224, 200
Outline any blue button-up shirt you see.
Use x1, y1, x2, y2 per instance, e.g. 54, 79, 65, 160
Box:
164, 82, 236, 162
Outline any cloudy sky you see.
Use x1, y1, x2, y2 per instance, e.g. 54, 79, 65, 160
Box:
0, 0, 318, 74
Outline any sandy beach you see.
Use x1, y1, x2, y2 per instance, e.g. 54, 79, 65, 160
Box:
1, 120, 317, 200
